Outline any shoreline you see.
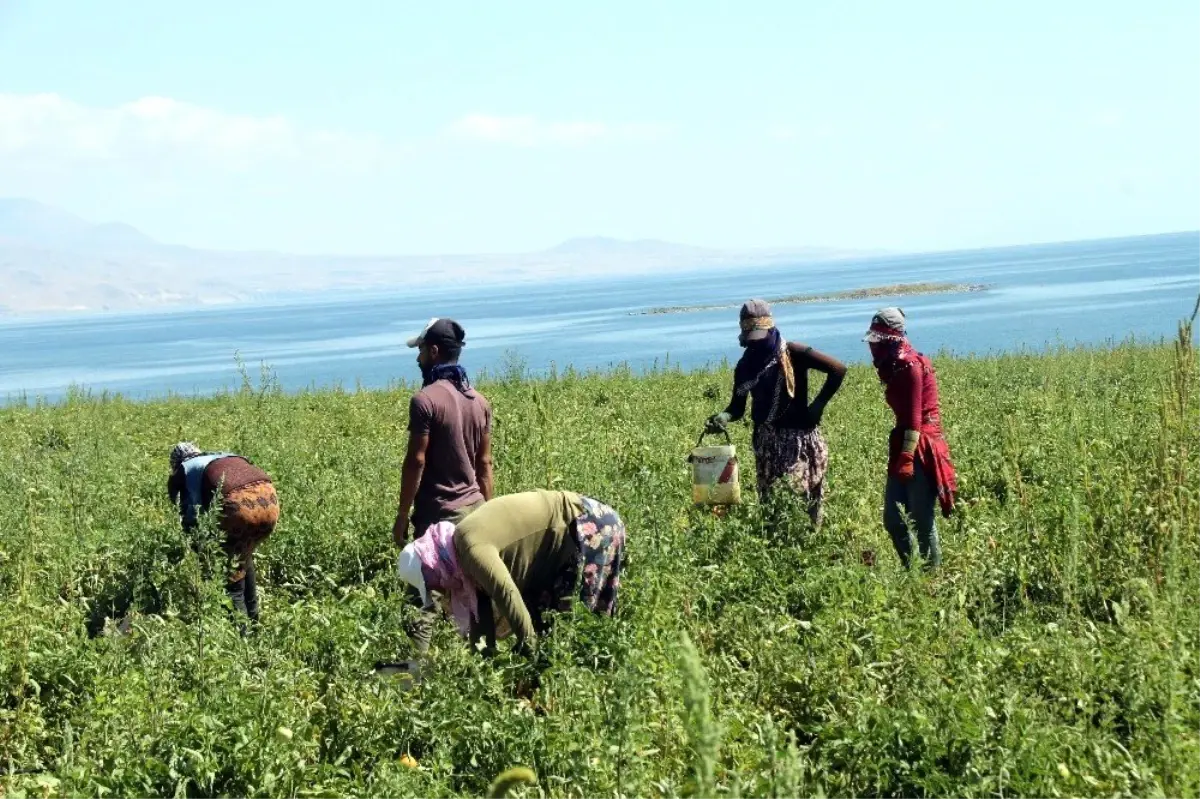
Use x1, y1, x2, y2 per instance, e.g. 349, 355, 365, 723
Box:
2, 337, 1181, 409
628, 282, 989, 316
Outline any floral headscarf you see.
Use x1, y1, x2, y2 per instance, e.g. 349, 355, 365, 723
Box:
170, 441, 202, 470
411, 522, 480, 636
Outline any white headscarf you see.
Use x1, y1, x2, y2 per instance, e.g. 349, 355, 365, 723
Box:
396, 543, 428, 606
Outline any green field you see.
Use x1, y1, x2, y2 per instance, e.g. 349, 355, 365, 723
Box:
2, 328, 1198, 797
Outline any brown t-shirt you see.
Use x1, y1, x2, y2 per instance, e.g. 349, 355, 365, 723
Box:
409, 380, 492, 526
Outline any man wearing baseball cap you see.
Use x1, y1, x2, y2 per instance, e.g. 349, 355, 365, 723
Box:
391, 317, 494, 654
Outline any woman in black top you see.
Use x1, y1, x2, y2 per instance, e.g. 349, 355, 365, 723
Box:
707, 299, 846, 525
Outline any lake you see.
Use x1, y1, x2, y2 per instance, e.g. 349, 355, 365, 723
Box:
3, 231, 1197, 403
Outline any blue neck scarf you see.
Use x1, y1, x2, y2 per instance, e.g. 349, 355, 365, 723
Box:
424, 363, 473, 395
734, 328, 782, 396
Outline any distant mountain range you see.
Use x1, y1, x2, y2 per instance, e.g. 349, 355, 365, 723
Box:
0, 198, 875, 315
0, 198, 168, 255
544, 236, 713, 258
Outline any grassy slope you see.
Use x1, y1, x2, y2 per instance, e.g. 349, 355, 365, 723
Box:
1, 338, 1197, 798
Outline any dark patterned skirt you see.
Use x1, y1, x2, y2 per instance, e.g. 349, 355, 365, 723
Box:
752, 424, 829, 504
530, 496, 626, 627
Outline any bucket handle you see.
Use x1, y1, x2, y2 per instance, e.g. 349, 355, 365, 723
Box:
695, 427, 733, 448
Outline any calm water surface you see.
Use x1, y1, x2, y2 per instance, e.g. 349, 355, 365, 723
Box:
2, 232, 1197, 402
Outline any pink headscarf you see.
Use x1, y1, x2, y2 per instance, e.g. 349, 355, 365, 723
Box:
411, 522, 479, 637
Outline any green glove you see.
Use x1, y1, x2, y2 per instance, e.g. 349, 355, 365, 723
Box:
706, 411, 732, 433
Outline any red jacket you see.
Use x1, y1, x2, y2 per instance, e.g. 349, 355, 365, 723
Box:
884, 351, 943, 442
881, 350, 958, 517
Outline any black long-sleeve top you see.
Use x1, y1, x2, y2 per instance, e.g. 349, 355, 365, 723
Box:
724, 341, 846, 429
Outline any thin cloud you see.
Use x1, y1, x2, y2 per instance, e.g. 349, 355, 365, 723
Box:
0, 93, 391, 175
766, 123, 838, 141
766, 124, 800, 141
448, 114, 670, 146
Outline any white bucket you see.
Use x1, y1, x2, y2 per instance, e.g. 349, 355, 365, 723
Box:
690, 431, 741, 506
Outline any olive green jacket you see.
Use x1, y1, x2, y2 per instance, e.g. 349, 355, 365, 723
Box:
453, 489, 584, 647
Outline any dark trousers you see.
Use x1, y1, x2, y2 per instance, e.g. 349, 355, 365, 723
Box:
884, 461, 942, 569
227, 554, 259, 621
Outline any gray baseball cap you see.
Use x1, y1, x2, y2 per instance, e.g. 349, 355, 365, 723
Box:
863, 306, 907, 342
738, 299, 774, 344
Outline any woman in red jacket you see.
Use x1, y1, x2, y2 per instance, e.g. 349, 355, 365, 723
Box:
863, 308, 957, 569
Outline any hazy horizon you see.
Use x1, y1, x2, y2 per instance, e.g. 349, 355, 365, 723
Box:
1, 195, 1195, 262
0, 195, 879, 259
1, 195, 1194, 319
0, 195, 893, 316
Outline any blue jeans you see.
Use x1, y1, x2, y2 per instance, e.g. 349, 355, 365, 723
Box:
884, 461, 942, 569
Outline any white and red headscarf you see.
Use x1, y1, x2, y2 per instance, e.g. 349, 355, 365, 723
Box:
862, 306, 907, 344
396, 522, 480, 637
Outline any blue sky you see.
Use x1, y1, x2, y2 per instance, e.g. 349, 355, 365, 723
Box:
1, 0, 1197, 256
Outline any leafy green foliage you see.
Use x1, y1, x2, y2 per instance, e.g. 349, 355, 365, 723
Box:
1, 337, 1197, 797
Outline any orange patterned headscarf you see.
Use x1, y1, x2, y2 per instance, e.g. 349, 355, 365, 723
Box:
740, 315, 776, 334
